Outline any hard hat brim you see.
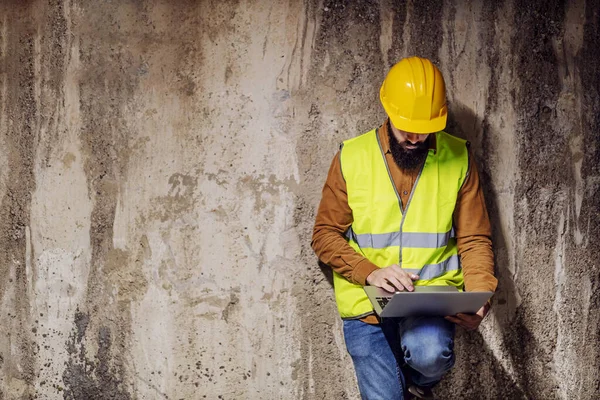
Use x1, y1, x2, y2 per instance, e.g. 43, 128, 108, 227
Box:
388, 113, 447, 134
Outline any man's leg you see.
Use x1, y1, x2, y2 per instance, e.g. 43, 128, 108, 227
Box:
343, 319, 405, 400
398, 317, 455, 388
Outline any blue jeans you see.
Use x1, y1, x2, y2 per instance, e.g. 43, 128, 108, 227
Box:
343, 317, 455, 400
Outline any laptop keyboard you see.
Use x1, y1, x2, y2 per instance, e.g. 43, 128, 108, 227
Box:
376, 297, 390, 309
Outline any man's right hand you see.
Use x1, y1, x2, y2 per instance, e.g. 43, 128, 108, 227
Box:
365, 264, 419, 292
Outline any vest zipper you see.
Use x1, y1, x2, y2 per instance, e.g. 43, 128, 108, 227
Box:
376, 129, 429, 265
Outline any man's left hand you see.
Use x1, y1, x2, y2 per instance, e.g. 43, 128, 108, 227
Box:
445, 302, 490, 331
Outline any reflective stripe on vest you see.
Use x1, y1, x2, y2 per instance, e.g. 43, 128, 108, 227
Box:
346, 226, 456, 249
333, 129, 469, 319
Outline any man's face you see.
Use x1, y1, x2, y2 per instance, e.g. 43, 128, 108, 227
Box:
390, 123, 430, 150
388, 121, 431, 170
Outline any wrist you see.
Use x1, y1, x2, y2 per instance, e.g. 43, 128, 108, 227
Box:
353, 260, 379, 286
365, 270, 376, 285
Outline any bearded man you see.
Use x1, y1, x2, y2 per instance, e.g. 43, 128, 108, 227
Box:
311, 57, 497, 400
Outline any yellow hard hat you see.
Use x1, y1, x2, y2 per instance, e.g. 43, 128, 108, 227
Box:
380, 57, 447, 134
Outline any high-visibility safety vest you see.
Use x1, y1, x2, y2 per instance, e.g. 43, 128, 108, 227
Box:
334, 129, 469, 319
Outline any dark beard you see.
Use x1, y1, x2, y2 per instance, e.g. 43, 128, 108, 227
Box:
388, 127, 430, 171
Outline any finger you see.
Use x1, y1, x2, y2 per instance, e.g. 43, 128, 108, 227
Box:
387, 276, 406, 291
454, 316, 478, 330
380, 280, 396, 293
397, 273, 414, 291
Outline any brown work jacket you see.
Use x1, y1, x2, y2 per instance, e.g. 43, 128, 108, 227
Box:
312, 120, 498, 324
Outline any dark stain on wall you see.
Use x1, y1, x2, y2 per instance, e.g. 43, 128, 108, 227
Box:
566, 0, 600, 394
63, 311, 130, 400
0, 2, 39, 397
510, 1, 567, 398
37, 0, 69, 166
294, 1, 386, 398
62, 1, 138, 397
385, 1, 408, 68
316, 0, 384, 124
513, 0, 567, 199
401, 0, 444, 65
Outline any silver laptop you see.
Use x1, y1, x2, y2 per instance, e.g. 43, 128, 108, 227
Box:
364, 285, 493, 318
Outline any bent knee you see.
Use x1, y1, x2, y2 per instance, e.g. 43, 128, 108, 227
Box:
403, 345, 455, 378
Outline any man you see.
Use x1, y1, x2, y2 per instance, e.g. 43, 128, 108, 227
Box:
311, 57, 497, 400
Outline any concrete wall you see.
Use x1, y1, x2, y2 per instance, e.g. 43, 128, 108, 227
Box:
0, 0, 598, 399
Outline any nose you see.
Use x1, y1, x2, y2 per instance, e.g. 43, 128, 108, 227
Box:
406, 132, 426, 144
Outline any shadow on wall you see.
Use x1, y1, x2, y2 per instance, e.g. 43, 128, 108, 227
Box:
444, 103, 526, 398
447, 102, 519, 329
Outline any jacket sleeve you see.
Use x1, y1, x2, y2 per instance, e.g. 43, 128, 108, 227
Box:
311, 151, 379, 286
454, 154, 498, 293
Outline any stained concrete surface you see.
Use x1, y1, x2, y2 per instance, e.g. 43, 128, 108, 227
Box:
0, 0, 598, 399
